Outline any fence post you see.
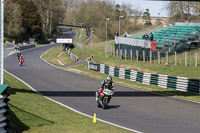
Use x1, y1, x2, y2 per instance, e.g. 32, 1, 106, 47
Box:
143, 50, 145, 62
150, 50, 152, 64
158, 51, 160, 64
175, 52, 177, 66
116, 48, 118, 57
136, 50, 138, 62
120, 49, 122, 59
185, 52, 187, 66
113, 47, 115, 57
125, 49, 127, 60
166, 51, 168, 64
195, 52, 198, 67
110, 45, 112, 55
130, 49, 132, 60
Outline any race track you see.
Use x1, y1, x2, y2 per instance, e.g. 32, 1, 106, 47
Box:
4, 28, 200, 133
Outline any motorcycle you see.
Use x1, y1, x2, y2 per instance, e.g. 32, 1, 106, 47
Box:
19, 57, 24, 66
97, 85, 114, 109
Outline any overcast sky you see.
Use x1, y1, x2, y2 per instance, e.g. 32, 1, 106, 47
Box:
114, 0, 169, 17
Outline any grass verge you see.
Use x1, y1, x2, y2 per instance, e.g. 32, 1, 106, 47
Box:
4, 71, 132, 133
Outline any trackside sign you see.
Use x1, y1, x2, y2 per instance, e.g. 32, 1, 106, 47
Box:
56, 39, 72, 43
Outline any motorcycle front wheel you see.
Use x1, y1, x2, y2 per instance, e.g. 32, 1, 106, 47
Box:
102, 97, 109, 109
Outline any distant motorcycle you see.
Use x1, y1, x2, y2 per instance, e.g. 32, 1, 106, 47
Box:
19, 57, 24, 66
97, 85, 114, 109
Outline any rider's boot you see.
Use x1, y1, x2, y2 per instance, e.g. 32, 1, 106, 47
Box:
95, 91, 99, 101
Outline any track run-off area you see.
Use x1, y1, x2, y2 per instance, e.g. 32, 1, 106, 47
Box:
4, 28, 200, 133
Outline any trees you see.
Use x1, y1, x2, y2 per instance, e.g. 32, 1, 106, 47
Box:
63, 0, 137, 41
4, 0, 24, 41
34, 0, 65, 37
4, 0, 66, 41
13, 0, 42, 40
131, 7, 143, 30
142, 9, 152, 25
165, 1, 200, 22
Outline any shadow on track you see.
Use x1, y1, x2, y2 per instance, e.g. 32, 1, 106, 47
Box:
10, 88, 199, 98
37, 90, 199, 97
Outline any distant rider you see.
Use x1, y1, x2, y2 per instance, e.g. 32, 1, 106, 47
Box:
17, 51, 21, 60
19, 55, 24, 63
96, 76, 115, 101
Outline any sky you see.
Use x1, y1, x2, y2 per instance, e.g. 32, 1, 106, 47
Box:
114, 0, 169, 17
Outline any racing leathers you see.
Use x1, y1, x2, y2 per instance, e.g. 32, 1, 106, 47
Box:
96, 79, 115, 101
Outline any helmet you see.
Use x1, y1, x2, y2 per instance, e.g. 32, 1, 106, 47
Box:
106, 76, 112, 82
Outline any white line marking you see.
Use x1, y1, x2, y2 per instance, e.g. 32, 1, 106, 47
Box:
57, 59, 64, 65
57, 52, 63, 58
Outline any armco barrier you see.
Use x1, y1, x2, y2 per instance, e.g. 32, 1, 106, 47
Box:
19, 44, 35, 50
70, 53, 78, 62
87, 61, 200, 94
0, 85, 10, 132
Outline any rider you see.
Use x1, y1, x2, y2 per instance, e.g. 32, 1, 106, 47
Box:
96, 76, 115, 101
19, 55, 24, 62
17, 51, 21, 60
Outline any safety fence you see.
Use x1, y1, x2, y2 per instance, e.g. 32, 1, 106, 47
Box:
0, 85, 10, 132
115, 36, 151, 48
87, 61, 200, 94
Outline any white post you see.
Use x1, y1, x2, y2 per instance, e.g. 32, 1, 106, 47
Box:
106, 18, 109, 59
195, 52, 198, 67
0, 0, 4, 84
118, 16, 123, 60
91, 31, 94, 50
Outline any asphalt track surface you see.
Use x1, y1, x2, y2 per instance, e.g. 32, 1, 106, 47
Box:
4, 28, 200, 133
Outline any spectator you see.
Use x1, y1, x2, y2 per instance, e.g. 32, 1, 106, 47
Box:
143, 33, 149, 40
150, 32, 153, 41
116, 32, 119, 37
124, 32, 128, 37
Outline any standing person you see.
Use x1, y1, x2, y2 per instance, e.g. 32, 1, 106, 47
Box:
150, 32, 154, 41
124, 32, 128, 37
143, 33, 149, 40
116, 32, 119, 37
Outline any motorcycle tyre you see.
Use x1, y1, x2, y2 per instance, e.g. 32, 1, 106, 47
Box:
102, 97, 109, 109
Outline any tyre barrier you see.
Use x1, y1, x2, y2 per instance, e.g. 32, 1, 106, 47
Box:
87, 61, 200, 94
0, 85, 10, 132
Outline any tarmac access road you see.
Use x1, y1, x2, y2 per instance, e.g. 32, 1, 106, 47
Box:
4, 28, 200, 133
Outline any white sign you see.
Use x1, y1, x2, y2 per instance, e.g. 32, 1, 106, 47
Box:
56, 38, 72, 43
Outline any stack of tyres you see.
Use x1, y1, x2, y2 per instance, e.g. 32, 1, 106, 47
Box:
0, 85, 10, 133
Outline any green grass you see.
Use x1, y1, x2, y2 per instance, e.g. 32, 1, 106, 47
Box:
4, 71, 132, 133
42, 46, 75, 66
71, 40, 200, 79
